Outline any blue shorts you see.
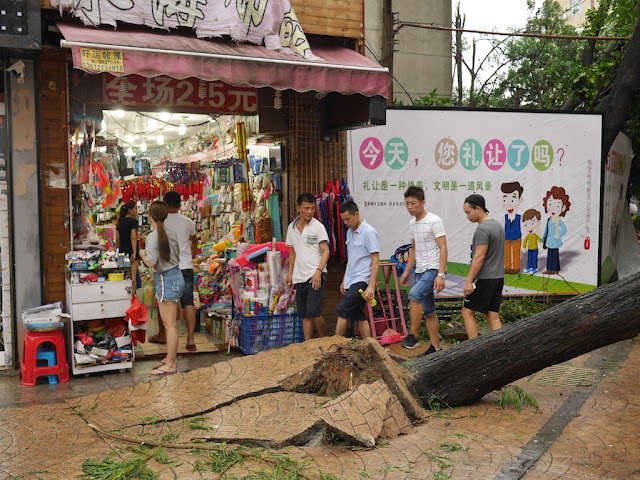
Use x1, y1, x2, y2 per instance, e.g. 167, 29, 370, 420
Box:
181, 269, 194, 307
154, 266, 185, 303
408, 269, 437, 317
336, 282, 368, 323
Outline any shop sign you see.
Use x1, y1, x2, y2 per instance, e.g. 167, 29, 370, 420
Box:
51, 0, 316, 60
80, 48, 125, 73
103, 74, 257, 114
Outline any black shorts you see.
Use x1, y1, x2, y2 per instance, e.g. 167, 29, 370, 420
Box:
181, 269, 194, 307
335, 282, 368, 323
463, 278, 504, 314
295, 273, 326, 318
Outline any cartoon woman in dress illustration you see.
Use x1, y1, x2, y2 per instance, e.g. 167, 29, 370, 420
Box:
542, 186, 571, 275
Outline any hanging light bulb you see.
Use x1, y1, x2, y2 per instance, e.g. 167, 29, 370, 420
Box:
156, 134, 164, 145
160, 111, 171, 121
178, 123, 186, 135
126, 134, 134, 143
148, 118, 158, 129
115, 109, 125, 118
273, 91, 282, 109
140, 140, 147, 152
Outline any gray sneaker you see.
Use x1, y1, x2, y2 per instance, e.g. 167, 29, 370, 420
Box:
402, 334, 419, 349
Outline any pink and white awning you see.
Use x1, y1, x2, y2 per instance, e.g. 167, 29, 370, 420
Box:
58, 22, 389, 98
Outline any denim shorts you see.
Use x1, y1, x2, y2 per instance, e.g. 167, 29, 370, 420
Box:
408, 269, 438, 317
154, 266, 185, 303
180, 269, 194, 307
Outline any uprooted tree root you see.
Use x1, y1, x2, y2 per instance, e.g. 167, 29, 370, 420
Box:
283, 342, 392, 397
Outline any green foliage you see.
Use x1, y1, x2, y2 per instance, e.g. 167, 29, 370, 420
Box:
138, 415, 163, 425
394, 89, 452, 107
483, 0, 581, 109
80, 452, 158, 480
439, 443, 469, 453
499, 296, 550, 323
498, 385, 539, 411
413, 89, 452, 107
194, 447, 243, 473
183, 417, 213, 431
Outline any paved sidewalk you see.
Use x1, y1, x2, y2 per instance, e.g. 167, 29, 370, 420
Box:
0, 336, 638, 479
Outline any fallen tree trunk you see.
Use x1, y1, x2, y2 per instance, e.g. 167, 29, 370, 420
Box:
409, 271, 640, 407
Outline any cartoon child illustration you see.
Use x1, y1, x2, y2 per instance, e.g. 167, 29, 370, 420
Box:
542, 186, 571, 275
521, 209, 542, 274
501, 181, 524, 274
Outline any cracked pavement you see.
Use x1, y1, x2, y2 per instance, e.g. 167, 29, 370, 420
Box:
1, 336, 639, 479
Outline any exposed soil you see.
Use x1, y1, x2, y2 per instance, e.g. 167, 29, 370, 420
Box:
283, 342, 389, 397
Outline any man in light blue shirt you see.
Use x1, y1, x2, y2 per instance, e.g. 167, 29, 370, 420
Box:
335, 201, 379, 339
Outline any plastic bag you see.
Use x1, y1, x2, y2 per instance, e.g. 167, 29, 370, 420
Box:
125, 297, 148, 326
379, 328, 403, 346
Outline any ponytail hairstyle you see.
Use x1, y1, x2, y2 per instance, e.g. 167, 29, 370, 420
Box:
149, 201, 171, 262
118, 200, 136, 229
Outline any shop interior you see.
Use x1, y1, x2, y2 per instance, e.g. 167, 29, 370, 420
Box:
65, 105, 287, 370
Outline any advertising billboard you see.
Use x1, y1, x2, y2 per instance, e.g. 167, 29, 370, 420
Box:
348, 108, 603, 295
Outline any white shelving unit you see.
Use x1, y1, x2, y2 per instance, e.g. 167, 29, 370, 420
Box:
65, 267, 134, 375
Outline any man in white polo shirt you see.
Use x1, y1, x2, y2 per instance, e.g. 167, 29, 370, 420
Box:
149, 191, 198, 351
285, 193, 330, 341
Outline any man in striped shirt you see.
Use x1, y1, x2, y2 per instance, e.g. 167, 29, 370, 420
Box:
400, 186, 448, 356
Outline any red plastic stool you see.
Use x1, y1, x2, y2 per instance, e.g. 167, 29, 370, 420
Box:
20, 330, 69, 386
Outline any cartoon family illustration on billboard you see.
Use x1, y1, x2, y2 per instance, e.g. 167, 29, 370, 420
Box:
501, 181, 571, 275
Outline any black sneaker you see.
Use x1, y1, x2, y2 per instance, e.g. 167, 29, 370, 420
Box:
402, 334, 420, 349
417, 345, 442, 357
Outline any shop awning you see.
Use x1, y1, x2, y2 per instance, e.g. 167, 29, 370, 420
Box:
57, 22, 389, 98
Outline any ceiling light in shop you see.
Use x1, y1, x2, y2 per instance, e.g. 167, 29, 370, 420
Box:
126, 134, 134, 143
148, 118, 158, 129
134, 115, 148, 133
115, 109, 125, 118
178, 123, 186, 135
156, 134, 164, 145
159, 111, 171, 122
140, 141, 147, 152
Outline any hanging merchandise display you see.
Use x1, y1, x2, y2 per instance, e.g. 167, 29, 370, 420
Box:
66, 107, 288, 366
315, 178, 352, 263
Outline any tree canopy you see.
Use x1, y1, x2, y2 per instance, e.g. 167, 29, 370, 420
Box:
455, 0, 640, 194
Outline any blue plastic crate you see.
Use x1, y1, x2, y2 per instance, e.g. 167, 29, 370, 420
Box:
238, 312, 303, 355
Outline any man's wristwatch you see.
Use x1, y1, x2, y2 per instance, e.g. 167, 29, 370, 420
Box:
437, 272, 446, 279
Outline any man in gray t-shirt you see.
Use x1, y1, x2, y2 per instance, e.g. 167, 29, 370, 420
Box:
461, 194, 505, 339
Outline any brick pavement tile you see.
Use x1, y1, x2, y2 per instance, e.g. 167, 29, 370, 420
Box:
0, 403, 113, 478
316, 381, 413, 447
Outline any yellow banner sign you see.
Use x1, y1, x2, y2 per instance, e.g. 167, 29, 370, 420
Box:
80, 48, 124, 73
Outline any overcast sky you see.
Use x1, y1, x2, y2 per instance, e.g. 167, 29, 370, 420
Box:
453, 0, 540, 87
455, 0, 534, 31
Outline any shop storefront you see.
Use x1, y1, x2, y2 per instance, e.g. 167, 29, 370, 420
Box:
7, 0, 388, 370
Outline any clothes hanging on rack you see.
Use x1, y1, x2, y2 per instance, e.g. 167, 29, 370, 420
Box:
314, 178, 352, 263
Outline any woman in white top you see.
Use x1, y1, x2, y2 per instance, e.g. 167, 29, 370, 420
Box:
140, 201, 184, 375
